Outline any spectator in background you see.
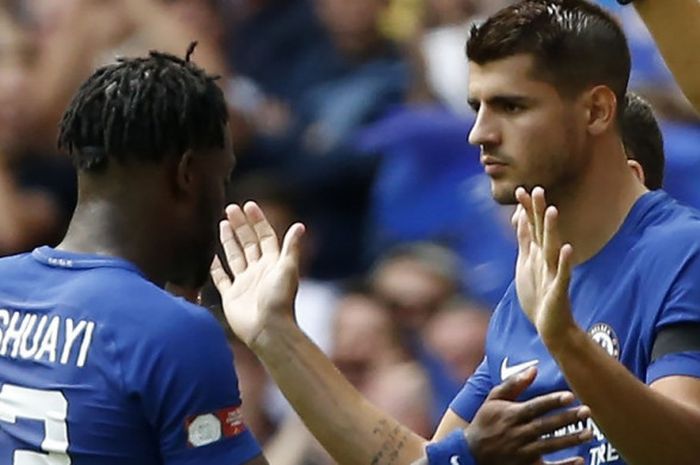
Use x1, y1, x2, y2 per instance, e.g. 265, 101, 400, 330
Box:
423, 299, 490, 382
330, 286, 405, 391
0, 5, 75, 255
371, 243, 463, 424
372, 243, 459, 330
419, 0, 481, 114
229, 0, 409, 279
226, 0, 329, 104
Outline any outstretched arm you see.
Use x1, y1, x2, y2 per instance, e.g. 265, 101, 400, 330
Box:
514, 186, 700, 465
211, 202, 592, 465
211, 203, 424, 465
632, 0, 700, 111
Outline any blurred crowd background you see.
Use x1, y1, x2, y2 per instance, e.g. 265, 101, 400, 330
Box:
0, 0, 698, 463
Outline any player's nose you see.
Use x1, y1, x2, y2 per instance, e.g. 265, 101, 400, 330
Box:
468, 109, 500, 148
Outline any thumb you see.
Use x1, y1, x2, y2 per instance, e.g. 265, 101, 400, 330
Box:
486, 367, 537, 401
280, 223, 306, 266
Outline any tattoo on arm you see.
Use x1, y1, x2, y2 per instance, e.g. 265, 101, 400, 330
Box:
369, 419, 410, 465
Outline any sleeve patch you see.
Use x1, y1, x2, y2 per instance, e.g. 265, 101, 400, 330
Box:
185, 405, 246, 448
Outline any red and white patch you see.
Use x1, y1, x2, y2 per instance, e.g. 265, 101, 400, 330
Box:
186, 405, 246, 447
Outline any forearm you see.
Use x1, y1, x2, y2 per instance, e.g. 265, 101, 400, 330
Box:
252, 318, 427, 465
634, 0, 700, 111
546, 325, 700, 465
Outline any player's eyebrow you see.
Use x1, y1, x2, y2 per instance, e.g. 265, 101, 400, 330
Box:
468, 95, 535, 110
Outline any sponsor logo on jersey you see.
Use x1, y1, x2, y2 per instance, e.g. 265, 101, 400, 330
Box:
186, 405, 246, 448
588, 323, 620, 359
500, 357, 539, 381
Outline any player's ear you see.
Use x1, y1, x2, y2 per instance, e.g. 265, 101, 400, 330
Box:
585, 85, 617, 136
627, 159, 646, 186
175, 149, 196, 197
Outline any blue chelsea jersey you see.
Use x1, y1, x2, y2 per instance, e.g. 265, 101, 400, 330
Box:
0, 247, 262, 465
450, 191, 700, 465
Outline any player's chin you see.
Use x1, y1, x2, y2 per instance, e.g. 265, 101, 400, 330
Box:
490, 179, 519, 205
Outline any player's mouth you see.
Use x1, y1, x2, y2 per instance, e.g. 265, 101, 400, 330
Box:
481, 157, 509, 176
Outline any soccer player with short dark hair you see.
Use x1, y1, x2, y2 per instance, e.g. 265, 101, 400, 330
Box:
211, 1, 700, 465
0, 46, 265, 464
621, 92, 664, 191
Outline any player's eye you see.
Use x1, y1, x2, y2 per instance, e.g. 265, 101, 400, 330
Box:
501, 102, 524, 114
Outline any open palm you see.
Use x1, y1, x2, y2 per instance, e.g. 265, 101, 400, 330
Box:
210, 202, 305, 348
514, 187, 576, 344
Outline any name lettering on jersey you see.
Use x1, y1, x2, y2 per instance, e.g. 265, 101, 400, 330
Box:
544, 417, 621, 465
0, 309, 95, 367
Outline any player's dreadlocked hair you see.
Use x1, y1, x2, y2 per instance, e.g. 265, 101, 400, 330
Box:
58, 43, 228, 172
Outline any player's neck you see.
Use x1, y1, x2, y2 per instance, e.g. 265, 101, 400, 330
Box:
554, 142, 648, 265
57, 177, 173, 287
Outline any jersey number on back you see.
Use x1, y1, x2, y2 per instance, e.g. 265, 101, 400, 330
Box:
0, 384, 71, 464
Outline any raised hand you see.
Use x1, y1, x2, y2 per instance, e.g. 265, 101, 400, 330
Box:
514, 187, 576, 346
210, 202, 305, 347
468, 367, 592, 465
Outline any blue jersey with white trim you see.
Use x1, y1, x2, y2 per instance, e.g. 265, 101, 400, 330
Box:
0, 247, 261, 465
450, 191, 700, 465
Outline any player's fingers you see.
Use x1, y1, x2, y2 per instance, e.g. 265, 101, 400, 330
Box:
515, 187, 537, 241
531, 186, 546, 245
514, 390, 575, 423
226, 204, 261, 264
243, 201, 280, 257
219, 219, 247, 275
280, 222, 306, 267
553, 244, 574, 300
210, 254, 232, 293
520, 427, 592, 459
511, 205, 524, 230
523, 405, 591, 440
543, 206, 561, 272
516, 207, 532, 258
486, 366, 537, 401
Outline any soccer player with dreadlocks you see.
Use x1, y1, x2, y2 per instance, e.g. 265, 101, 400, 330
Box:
0, 45, 264, 465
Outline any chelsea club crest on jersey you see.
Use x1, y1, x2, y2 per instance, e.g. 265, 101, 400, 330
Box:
588, 323, 620, 360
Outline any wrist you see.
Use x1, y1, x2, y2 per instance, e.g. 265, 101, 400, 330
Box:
542, 322, 588, 358
249, 315, 298, 355
426, 430, 476, 465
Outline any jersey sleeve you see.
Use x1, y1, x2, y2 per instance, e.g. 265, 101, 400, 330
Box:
646, 244, 700, 384
448, 356, 493, 422
123, 301, 262, 465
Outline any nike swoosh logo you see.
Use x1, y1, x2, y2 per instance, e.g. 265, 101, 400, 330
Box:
500, 357, 539, 381
450, 455, 461, 465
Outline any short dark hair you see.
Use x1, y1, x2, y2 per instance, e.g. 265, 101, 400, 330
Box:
467, 0, 631, 117
622, 92, 664, 190
58, 43, 228, 172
